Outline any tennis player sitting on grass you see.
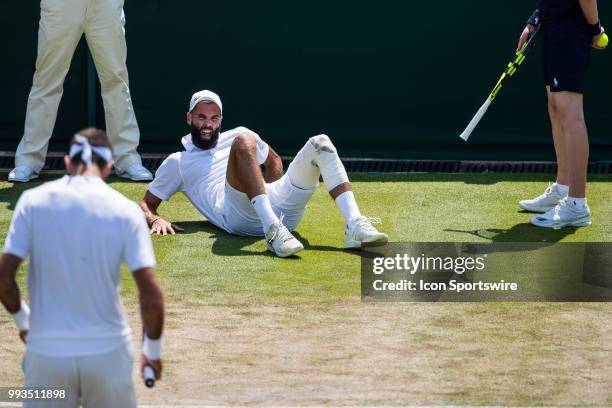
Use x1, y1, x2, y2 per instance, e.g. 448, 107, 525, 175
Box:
139, 90, 388, 257
517, 0, 607, 228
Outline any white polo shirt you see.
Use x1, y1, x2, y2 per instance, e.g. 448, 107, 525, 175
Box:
3, 176, 156, 357
147, 126, 269, 231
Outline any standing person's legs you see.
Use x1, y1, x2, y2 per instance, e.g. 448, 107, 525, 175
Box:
547, 86, 571, 188
13, 0, 86, 178
549, 91, 589, 198
530, 89, 591, 228
22, 352, 80, 408
84, 0, 148, 177
78, 344, 137, 408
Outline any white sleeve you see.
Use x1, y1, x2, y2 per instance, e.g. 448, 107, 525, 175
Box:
147, 153, 183, 201
123, 206, 157, 272
255, 133, 270, 165
3, 192, 32, 260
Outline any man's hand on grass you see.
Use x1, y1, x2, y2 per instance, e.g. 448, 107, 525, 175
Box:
150, 218, 184, 235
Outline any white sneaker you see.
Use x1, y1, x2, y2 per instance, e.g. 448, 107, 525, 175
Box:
8, 166, 39, 183
530, 198, 591, 229
265, 220, 304, 257
117, 164, 153, 181
519, 183, 566, 213
343, 216, 389, 249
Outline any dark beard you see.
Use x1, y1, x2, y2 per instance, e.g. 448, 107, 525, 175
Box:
190, 124, 220, 150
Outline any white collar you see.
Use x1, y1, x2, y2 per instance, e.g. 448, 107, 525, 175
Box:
181, 134, 196, 151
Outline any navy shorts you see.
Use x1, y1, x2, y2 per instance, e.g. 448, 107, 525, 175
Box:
541, 17, 592, 93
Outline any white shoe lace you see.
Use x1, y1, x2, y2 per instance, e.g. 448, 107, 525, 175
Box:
267, 214, 293, 245
535, 183, 554, 200
352, 216, 382, 233
539, 197, 567, 220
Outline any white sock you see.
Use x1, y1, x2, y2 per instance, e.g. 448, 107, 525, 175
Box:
251, 194, 279, 234
553, 182, 569, 196
567, 196, 586, 210
335, 191, 361, 225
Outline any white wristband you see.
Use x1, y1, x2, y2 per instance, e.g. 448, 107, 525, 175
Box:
11, 300, 30, 331
143, 335, 162, 360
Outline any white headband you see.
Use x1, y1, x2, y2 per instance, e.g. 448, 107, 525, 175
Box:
69, 134, 113, 166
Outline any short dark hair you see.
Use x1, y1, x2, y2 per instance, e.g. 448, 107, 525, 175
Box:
69, 128, 113, 168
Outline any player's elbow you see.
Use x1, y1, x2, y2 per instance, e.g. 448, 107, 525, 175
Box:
141, 191, 162, 213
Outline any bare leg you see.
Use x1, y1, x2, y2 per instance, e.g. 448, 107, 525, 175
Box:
549, 91, 589, 198
225, 132, 281, 235
329, 183, 351, 200
546, 86, 570, 186
226, 133, 265, 199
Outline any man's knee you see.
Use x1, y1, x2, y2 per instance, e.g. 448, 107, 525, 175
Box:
549, 92, 584, 126
231, 132, 258, 156
308, 134, 337, 154
556, 103, 584, 129
98, 69, 129, 92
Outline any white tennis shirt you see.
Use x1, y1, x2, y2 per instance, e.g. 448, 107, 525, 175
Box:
3, 176, 156, 357
147, 127, 269, 231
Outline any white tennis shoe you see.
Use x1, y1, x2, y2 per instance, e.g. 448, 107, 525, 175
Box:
519, 183, 567, 213
266, 220, 303, 257
530, 197, 591, 229
8, 166, 39, 183
117, 164, 153, 181
343, 216, 388, 249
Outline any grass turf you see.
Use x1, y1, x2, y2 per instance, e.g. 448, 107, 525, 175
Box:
1, 173, 611, 405
1, 173, 611, 306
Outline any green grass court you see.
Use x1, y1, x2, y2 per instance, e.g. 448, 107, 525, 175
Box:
1, 172, 611, 405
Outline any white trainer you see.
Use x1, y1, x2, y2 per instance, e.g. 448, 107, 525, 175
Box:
343, 216, 389, 249
266, 220, 304, 257
117, 164, 153, 181
519, 183, 567, 213
8, 166, 39, 183
530, 198, 591, 229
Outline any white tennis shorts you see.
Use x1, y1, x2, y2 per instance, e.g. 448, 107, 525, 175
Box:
22, 343, 136, 408
222, 173, 316, 236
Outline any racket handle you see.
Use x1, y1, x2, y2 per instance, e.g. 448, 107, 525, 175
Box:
144, 365, 155, 388
459, 98, 492, 141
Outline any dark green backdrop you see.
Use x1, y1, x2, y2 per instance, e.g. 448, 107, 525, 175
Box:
1, 1, 610, 160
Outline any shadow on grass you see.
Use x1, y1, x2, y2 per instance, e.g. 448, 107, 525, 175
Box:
175, 220, 360, 258
445, 222, 578, 243
0, 174, 145, 211
0, 178, 55, 211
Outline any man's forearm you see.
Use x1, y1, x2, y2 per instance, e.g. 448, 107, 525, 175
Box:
0, 254, 23, 314
265, 162, 284, 183
0, 276, 21, 314
264, 150, 284, 183
140, 284, 164, 339
139, 201, 162, 227
579, 0, 599, 24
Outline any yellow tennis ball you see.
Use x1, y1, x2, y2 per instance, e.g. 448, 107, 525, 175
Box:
597, 33, 609, 48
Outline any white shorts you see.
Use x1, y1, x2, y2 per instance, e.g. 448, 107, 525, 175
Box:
22, 343, 136, 408
222, 173, 316, 236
